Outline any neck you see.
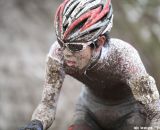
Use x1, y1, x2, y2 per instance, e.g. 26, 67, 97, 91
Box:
84, 48, 102, 73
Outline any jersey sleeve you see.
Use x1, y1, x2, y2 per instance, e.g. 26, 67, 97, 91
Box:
112, 39, 160, 125
31, 41, 65, 130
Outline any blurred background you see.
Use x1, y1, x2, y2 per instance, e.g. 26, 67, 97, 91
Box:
0, 0, 159, 130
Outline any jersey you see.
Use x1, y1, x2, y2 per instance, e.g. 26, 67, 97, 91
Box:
31, 38, 160, 130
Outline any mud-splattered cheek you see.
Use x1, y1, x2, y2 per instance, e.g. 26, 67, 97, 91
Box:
63, 46, 92, 70
75, 52, 91, 69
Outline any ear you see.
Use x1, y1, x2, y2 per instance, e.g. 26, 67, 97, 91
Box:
95, 35, 106, 52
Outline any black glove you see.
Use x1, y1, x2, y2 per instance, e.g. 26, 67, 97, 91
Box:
19, 119, 43, 130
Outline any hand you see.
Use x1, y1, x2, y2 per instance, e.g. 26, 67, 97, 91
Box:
19, 120, 43, 130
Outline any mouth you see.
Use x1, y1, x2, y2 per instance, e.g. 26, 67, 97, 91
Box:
65, 60, 76, 67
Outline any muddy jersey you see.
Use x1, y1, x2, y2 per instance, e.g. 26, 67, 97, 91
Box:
31, 38, 160, 130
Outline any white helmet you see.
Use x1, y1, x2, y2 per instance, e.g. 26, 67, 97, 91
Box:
55, 0, 113, 42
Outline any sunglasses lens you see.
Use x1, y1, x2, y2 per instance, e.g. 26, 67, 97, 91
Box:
67, 44, 83, 52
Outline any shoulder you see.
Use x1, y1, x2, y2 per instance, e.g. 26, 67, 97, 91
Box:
48, 41, 61, 58
102, 38, 146, 76
46, 41, 63, 63
102, 38, 139, 59
101, 38, 140, 61
109, 38, 138, 53
105, 38, 141, 60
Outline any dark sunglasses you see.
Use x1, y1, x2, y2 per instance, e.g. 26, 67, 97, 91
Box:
57, 37, 96, 52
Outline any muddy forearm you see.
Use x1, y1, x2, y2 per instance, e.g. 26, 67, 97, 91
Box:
31, 101, 56, 130
128, 75, 159, 105
32, 56, 65, 130
128, 75, 160, 126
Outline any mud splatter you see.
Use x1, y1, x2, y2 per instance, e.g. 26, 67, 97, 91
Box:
31, 56, 65, 130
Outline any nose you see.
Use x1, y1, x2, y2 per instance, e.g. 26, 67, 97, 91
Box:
63, 48, 73, 57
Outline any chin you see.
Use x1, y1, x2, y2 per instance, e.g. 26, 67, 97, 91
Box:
63, 62, 87, 75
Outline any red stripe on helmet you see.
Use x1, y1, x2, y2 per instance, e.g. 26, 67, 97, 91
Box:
59, 0, 69, 34
81, 0, 111, 31
64, 6, 101, 39
54, 5, 61, 26
54, 0, 69, 36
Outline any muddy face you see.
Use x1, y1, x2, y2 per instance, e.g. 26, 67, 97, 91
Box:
63, 46, 92, 70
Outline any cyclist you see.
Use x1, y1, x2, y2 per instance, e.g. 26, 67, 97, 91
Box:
19, 0, 160, 130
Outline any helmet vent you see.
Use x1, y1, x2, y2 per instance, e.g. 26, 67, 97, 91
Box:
55, 0, 113, 42
77, 28, 99, 42
70, 18, 88, 35
101, 5, 112, 21
63, 24, 68, 33
65, 2, 79, 21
